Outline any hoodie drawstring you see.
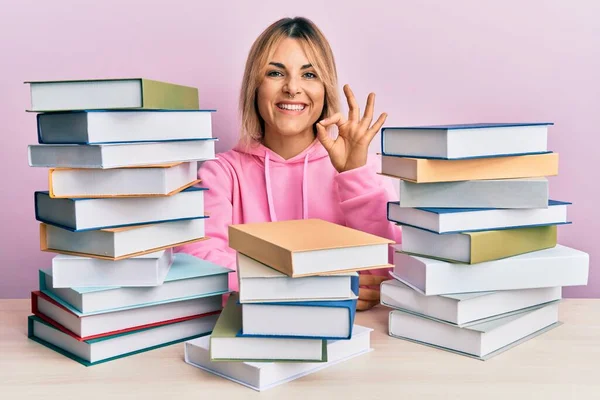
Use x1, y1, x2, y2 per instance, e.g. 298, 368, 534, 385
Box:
264, 152, 310, 222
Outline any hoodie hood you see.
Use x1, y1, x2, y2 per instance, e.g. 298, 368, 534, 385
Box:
232, 138, 330, 222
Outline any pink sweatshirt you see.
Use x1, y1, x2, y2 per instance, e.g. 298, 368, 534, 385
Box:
176, 138, 402, 290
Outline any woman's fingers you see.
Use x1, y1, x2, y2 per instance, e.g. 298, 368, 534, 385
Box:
316, 121, 335, 151
319, 112, 347, 129
343, 84, 360, 122
365, 112, 388, 142
360, 92, 375, 129
359, 287, 380, 301
359, 274, 389, 286
357, 299, 379, 311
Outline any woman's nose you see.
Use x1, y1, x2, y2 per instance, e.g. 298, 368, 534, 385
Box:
284, 76, 301, 97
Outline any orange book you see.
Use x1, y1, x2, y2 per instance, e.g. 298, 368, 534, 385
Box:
381, 153, 558, 183
228, 219, 394, 277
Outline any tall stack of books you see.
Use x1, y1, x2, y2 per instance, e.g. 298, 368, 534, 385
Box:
184, 219, 391, 391
379, 123, 590, 360
25, 78, 233, 366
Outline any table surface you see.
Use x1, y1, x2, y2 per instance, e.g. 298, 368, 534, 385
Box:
1, 299, 599, 400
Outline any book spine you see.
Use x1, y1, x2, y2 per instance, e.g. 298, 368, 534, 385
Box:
228, 228, 294, 276
141, 79, 199, 110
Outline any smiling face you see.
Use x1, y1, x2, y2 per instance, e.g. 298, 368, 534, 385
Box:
256, 38, 326, 140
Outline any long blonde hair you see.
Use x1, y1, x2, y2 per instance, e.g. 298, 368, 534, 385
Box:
239, 17, 340, 147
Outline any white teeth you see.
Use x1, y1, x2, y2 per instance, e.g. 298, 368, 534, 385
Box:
278, 104, 305, 111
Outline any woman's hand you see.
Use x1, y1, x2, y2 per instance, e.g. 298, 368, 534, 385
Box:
357, 274, 389, 311
316, 84, 387, 173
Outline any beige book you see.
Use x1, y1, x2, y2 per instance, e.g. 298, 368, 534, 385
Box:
228, 219, 393, 277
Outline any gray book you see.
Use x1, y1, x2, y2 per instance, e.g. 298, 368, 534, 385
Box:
399, 178, 549, 208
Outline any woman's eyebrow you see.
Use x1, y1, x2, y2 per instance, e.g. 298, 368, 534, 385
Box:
268, 62, 313, 70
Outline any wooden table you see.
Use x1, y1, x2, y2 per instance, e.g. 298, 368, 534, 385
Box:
1, 299, 598, 399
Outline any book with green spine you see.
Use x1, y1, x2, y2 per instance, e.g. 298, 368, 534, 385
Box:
401, 225, 558, 264
210, 293, 327, 362
26, 78, 199, 111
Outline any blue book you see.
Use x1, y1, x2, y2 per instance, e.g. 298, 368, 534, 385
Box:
39, 253, 232, 315
388, 200, 572, 234
35, 186, 207, 231
36, 109, 216, 144
381, 122, 552, 159
239, 298, 357, 340
28, 313, 216, 367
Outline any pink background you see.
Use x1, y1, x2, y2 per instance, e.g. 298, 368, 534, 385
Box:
0, 0, 598, 298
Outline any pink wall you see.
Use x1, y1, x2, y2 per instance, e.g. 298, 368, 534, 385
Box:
0, 0, 598, 298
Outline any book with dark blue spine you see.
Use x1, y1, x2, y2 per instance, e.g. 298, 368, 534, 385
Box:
34, 186, 207, 231
381, 122, 552, 159
387, 200, 571, 234
239, 298, 357, 340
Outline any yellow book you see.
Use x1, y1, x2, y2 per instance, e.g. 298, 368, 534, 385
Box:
228, 219, 394, 277
381, 153, 558, 183
26, 78, 199, 111
400, 225, 557, 264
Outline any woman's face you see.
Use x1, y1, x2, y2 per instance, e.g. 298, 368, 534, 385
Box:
257, 38, 325, 139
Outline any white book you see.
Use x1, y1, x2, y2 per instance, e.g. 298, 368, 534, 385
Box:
37, 110, 212, 144
184, 325, 372, 391
35, 187, 205, 231
237, 253, 358, 303
28, 139, 216, 169
34, 291, 222, 338
51, 249, 174, 288
29, 314, 218, 366
391, 244, 589, 295
397, 178, 549, 209
382, 123, 550, 159
40, 253, 232, 314
42, 218, 205, 259
381, 279, 562, 326
49, 162, 198, 198
241, 298, 356, 339
388, 200, 570, 234
389, 302, 560, 360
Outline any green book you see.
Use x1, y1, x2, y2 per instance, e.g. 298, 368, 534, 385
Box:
401, 225, 558, 264
210, 293, 327, 362
26, 78, 199, 111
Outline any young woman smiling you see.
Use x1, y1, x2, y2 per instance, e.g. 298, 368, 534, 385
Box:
178, 17, 402, 311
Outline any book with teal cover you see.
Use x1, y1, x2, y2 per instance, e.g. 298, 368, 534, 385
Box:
39, 253, 232, 316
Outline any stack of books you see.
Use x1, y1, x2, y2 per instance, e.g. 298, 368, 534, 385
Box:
184, 218, 393, 391
24, 78, 233, 366
379, 123, 590, 360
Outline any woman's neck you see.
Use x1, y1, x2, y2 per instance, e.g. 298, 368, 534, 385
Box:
262, 129, 316, 160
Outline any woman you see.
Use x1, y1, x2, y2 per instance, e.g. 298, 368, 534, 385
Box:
178, 17, 402, 310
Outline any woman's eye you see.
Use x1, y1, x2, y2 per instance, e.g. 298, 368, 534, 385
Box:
303, 72, 317, 79
267, 70, 283, 77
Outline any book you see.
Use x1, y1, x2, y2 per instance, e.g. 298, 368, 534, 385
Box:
26, 78, 199, 112
32, 290, 222, 339
397, 178, 549, 209
240, 299, 357, 340
380, 279, 562, 327
184, 325, 372, 391
210, 293, 326, 362
40, 218, 206, 260
401, 225, 557, 264
40, 253, 232, 314
50, 249, 173, 288
28, 313, 217, 366
381, 123, 551, 159
228, 219, 393, 277
391, 244, 589, 295
48, 162, 199, 198
388, 302, 560, 360
237, 253, 358, 303
37, 110, 213, 144
35, 187, 206, 231
388, 200, 570, 234
380, 152, 559, 183
28, 139, 216, 169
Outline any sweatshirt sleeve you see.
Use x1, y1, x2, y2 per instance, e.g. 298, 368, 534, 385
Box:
174, 158, 239, 291
333, 154, 402, 276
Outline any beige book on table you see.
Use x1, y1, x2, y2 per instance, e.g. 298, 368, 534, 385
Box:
228, 219, 394, 277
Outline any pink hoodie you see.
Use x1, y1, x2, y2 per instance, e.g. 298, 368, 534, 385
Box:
176, 138, 402, 291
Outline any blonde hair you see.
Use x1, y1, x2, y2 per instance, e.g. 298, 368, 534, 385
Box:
238, 17, 340, 147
